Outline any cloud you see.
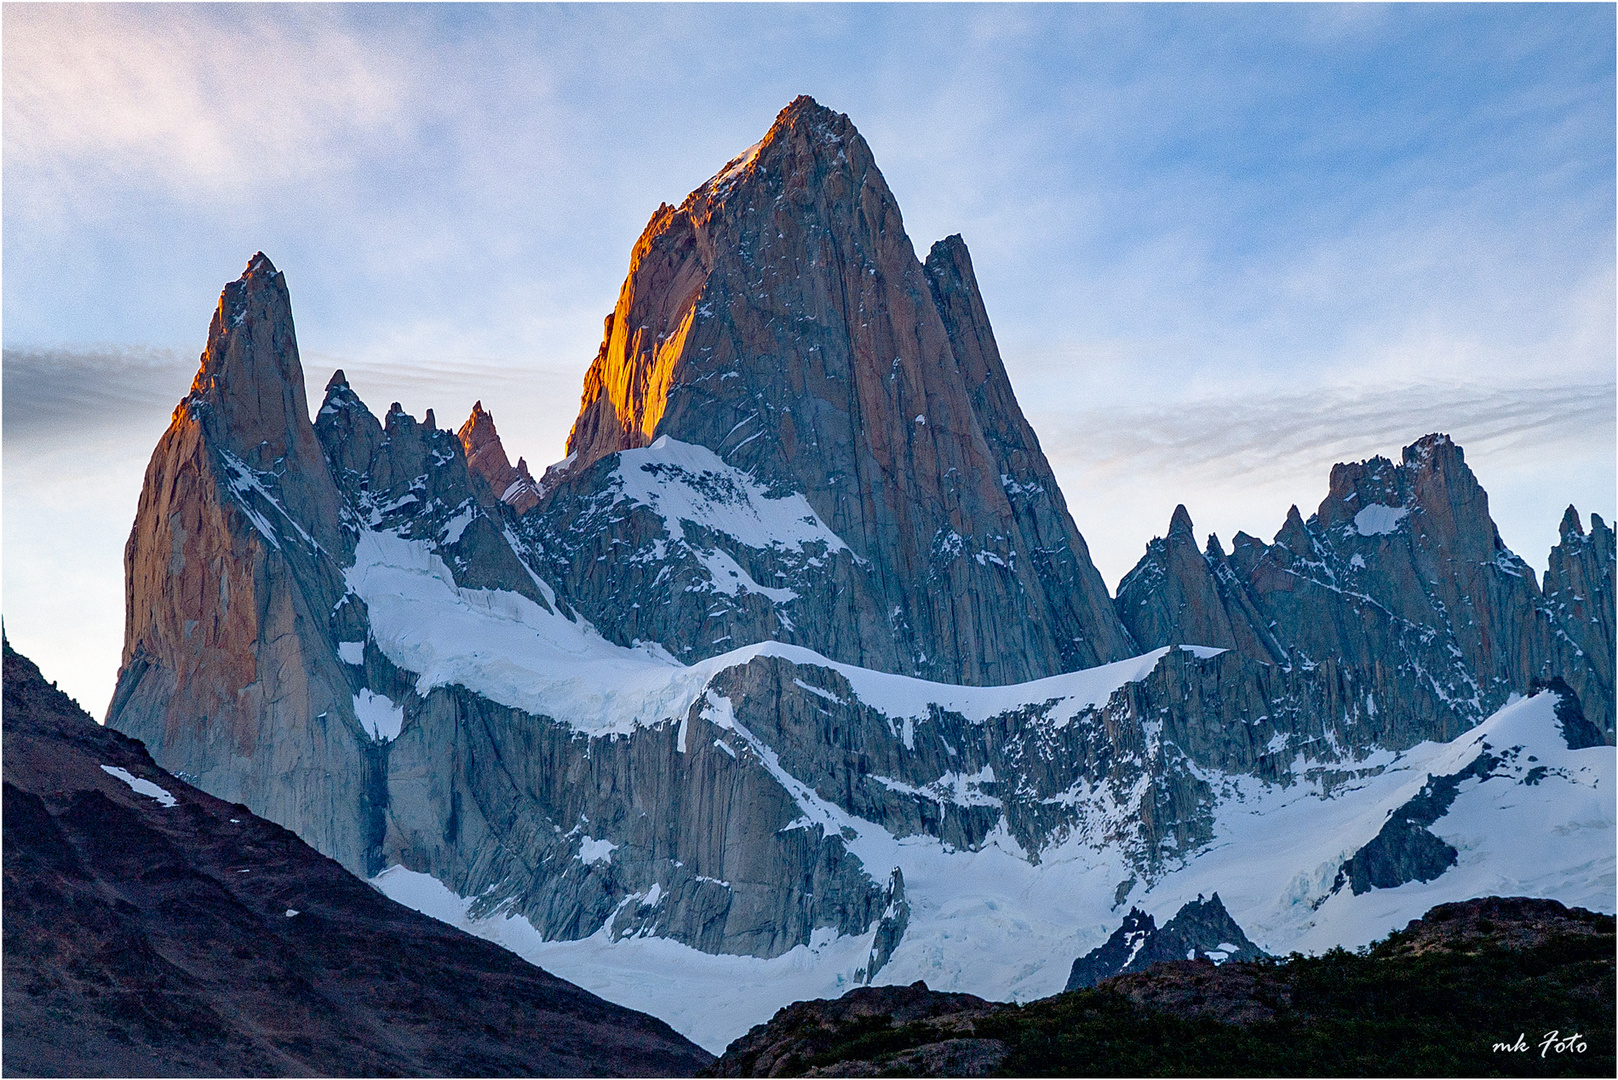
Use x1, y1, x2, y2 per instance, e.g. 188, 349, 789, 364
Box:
2, 345, 195, 443
1032, 380, 1615, 484
2, 5, 416, 209
1033, 379, 1617, 587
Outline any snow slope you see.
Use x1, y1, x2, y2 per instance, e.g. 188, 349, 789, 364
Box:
365, 568, 1615, 1058
345, 528, 1213, 736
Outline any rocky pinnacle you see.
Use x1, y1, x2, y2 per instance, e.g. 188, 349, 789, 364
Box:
549, 95, 1133, 683
458, 402, 541, 514
108, 254, 379, 873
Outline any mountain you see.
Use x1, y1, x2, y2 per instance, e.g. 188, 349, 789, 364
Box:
528, 95, 1132, 684
107, 253, 377, 874
3, 637, 712, 1077
1065, 893, 1266, 990
706, 897, 1615, 1077
1116, 437, 1615, 743
105, 98, 1614, 1053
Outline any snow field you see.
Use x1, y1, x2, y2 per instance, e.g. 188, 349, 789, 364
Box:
374, 691, 1613, 1054
350, 526, 1612, 1055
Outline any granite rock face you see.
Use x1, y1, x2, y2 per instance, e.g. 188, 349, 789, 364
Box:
110, 250, 1200, 967
1542, 507, 1616, 739
105, 254, 380, 874
314, 374, 550, 606
540, 95, 1132, 684
1117, 436, 1615, 746
1065, 893, 1267, 990
458, 401, 542, 514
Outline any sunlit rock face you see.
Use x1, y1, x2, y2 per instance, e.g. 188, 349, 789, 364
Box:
106, 254, 381, 874
1117, 434, 1615, 744
544, 95, 1133, 685
458, 402, 542, 515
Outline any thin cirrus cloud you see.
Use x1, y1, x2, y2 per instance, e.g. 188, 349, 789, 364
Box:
1, 4, 416, 208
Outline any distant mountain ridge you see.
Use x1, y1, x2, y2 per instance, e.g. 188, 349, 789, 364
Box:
1066, 893, 1267, 990
1116, 437, 1614, 741
102, 96, 1615, 1051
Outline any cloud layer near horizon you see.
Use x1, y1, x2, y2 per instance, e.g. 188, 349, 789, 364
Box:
6, 343, 1612, 721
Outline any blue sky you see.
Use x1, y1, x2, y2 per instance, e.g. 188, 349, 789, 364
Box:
4, 3, 1614, 715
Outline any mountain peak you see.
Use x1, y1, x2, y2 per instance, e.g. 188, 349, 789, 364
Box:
179, 253, 337, 514
1403, 432, 1460, 469
459, 401, 540, 514
1168, 504, 1195, 539
550, 98, 1133, 683
244, 250, 279, 279
1561, 504, 1585, 540
770, 94, 850, 142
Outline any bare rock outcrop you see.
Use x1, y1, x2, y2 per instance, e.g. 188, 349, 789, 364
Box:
1065, 892, 1267, 990
458, 400, 542, 514
106, 254, 380, 874
707, 982, 1001, 1078
1543, 507, 1616, 738
537, 95, 1132, 685
1117, 435, 1615, 745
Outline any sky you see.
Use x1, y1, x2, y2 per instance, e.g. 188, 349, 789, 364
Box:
4, 2, 1614, 718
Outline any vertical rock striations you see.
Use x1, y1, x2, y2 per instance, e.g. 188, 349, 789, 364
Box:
1117, 435, 1615, 746
106, 255, 381, 874
1115, 504, 1283, 664
1542, 508, 1616, 738
459, 401, 542, 514
535, 95, 1132, 684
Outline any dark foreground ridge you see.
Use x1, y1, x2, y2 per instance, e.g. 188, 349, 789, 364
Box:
1, 637, 713, 1077
707, 897, 1615, 1077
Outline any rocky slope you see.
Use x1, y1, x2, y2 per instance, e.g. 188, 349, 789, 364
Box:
706, 898, 1614, 1077
3, 638, 712, 1077
1117, 437, 1615, 744
1065, 893, 1266, 990
529, 95, 1132, 685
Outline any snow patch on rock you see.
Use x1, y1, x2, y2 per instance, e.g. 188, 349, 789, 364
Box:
100, 765, 178, 807
614, 437, 848, 555
1354, 504, 1410, 536
353, 689, 404, 742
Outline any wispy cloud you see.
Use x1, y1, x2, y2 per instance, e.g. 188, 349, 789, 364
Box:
1034, 381, 1616, 485
3, 5, 415, 209
1035, 380, 1616, 587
